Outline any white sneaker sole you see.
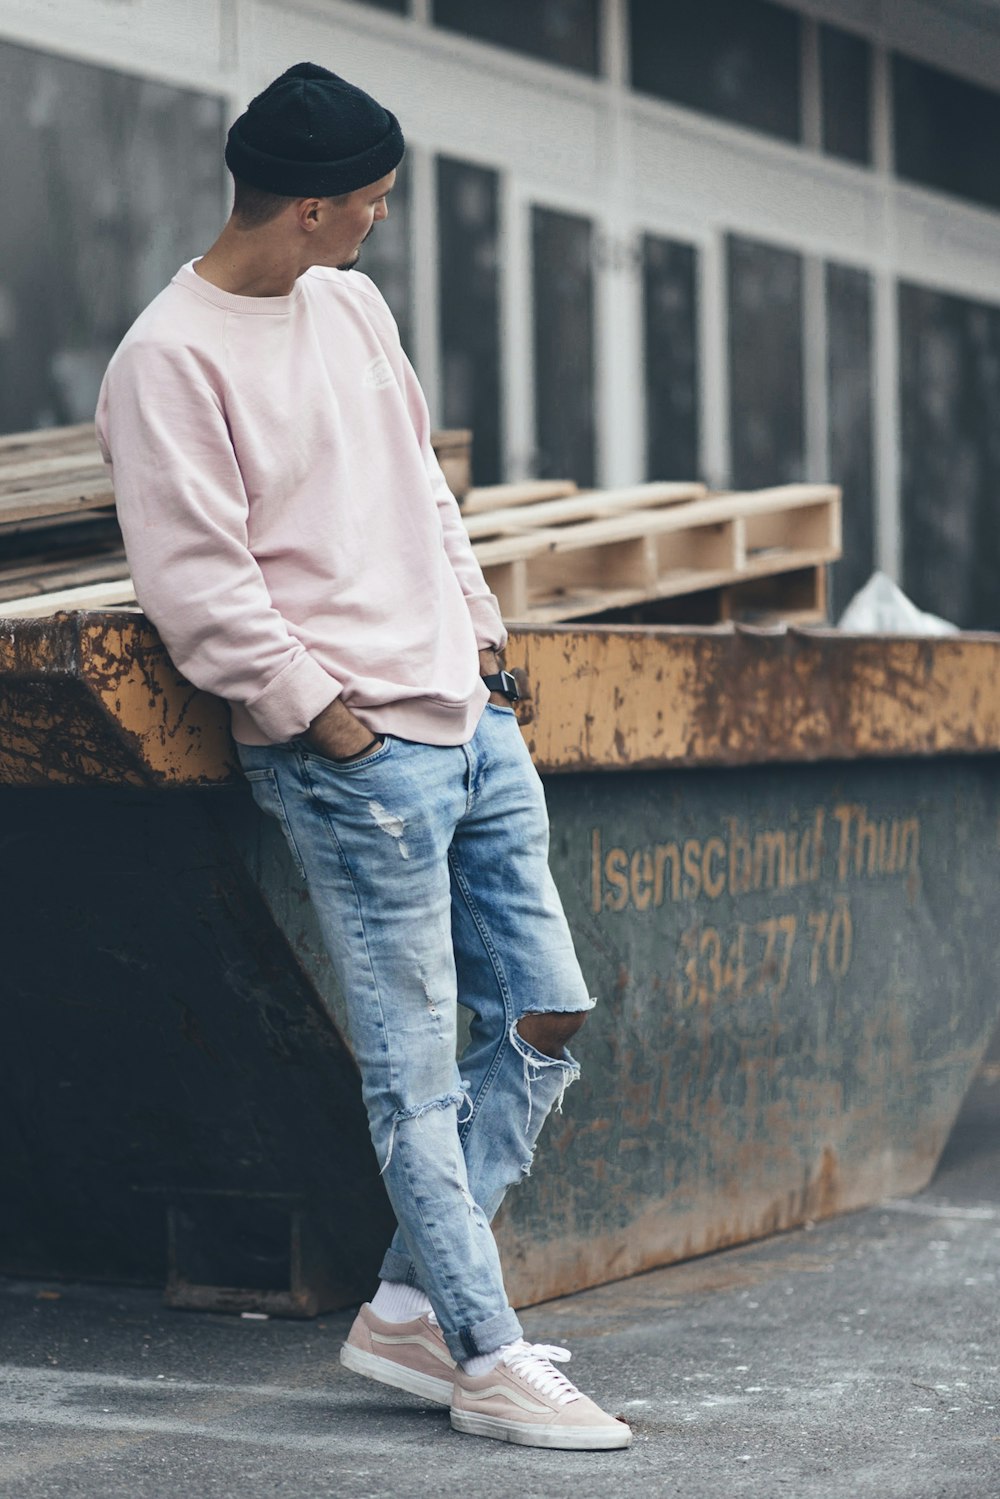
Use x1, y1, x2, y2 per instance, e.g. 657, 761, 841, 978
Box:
450, 1408, 632, 1450
339, 1342, 453, 1406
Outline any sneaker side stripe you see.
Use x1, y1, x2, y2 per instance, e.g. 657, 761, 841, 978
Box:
461, 1385, 552, 1414
370, 1331, 455, 1366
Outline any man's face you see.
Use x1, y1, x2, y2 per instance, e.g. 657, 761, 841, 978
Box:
309, 169, 396, 271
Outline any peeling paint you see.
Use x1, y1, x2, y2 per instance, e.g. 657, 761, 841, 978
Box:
4, 620, 1000, 785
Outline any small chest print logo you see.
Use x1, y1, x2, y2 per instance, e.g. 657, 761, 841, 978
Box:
363, 355, 396, 390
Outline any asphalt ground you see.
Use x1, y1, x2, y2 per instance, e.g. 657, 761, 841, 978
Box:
1, 1064, 997, 1499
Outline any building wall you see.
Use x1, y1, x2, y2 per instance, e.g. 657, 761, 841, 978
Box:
3, 0, 1000, 623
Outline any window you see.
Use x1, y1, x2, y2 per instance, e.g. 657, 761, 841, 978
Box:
437, 157, 502, 485
629, 0, 801, 143
532, 207, 595, 487
642, 235, 700, 481
826, 263, 874, 615
0, 40, 225, 433
727, 235, 804, 489
893, 54, 1000, 213
820, 24, 872, 167
433, 0, 599, 76
899, 282, 1000, 630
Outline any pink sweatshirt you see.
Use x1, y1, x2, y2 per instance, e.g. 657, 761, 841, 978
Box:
95, 261, 506, 747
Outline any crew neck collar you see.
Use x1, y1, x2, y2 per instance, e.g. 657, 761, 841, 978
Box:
173, 259, 305, 315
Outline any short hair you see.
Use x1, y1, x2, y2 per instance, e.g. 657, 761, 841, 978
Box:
231, 177, 301, 227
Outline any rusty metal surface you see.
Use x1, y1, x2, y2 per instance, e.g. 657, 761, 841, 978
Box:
491, 753, 1000, 1305
509, 624, 1000, 772
3, 614, 1000, 786
0, 613, 235, 786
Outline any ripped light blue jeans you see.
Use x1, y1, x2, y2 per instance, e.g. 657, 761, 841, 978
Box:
235, 702, 594, 1362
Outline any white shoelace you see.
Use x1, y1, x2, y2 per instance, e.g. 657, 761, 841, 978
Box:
500, 1340, 581, 1405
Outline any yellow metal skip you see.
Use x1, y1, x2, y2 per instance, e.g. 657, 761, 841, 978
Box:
2, 613, 999, 785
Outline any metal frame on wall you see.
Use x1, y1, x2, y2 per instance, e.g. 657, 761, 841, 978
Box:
3, 0, 1000, 589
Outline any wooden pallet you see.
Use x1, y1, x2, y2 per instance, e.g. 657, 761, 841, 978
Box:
0, 422, 840, 627
475, 482, 840, 622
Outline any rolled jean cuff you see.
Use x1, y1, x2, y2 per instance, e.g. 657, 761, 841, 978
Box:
447, 1305, 523, 1364
378, 1245, 420, 1286
375, 1246, 523, 1360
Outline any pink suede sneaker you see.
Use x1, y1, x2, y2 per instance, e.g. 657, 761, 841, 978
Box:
450, 1340, 632, 1449
340, 1302, 456, 1405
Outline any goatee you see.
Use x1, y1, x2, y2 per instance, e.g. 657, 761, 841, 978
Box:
337, 247, 362, 272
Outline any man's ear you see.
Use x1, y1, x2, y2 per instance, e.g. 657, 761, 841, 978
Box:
298, 198, 323, 233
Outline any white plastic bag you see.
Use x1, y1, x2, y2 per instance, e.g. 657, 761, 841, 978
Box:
837, 571, 959, 636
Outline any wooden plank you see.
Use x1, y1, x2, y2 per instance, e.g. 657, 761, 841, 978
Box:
663, 485, 838, 529
0, 422, 99, 457
0, 454, 108, 492
474, 508, 696, 565
0, 508, 119, 539
655, 520, 739, 578
0, 478, 116, 527
527, 536, 657, 603
463, 481, 707, 539
504, 586, 649, 625
711, 482, 839, 510
462, 481, 579, 514
483, 560, 528, 617
0, 553, 129, 602
514, 554, 834, 626
738, 547, 836, 582
720, 565, 826, 625
542, 505, 740, 553
474, 532, 561, 567
430, 428, 472, 453
0, 577, 137, 619
431, 428, 472, 500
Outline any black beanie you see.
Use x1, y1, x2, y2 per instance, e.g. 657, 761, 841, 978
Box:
225, 61, 405, 197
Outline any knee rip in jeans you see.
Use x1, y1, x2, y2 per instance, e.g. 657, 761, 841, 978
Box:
516, 1009, 588, 1056
509, 1014, 588, 1134
379, 1086, 474, 1176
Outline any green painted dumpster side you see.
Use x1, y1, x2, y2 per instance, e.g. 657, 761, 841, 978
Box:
1, 615, 999, 1312
492, 756, 999, 1302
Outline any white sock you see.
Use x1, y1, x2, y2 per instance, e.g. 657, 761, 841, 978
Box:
369, 1280, 433, 1323
461, 1341, 519, 1378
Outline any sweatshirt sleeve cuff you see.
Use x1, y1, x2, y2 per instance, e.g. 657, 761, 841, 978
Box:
245, 651, 341, 742
467, 595, 508, 652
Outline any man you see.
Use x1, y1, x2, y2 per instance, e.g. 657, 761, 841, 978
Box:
96, 62, 629, 1452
